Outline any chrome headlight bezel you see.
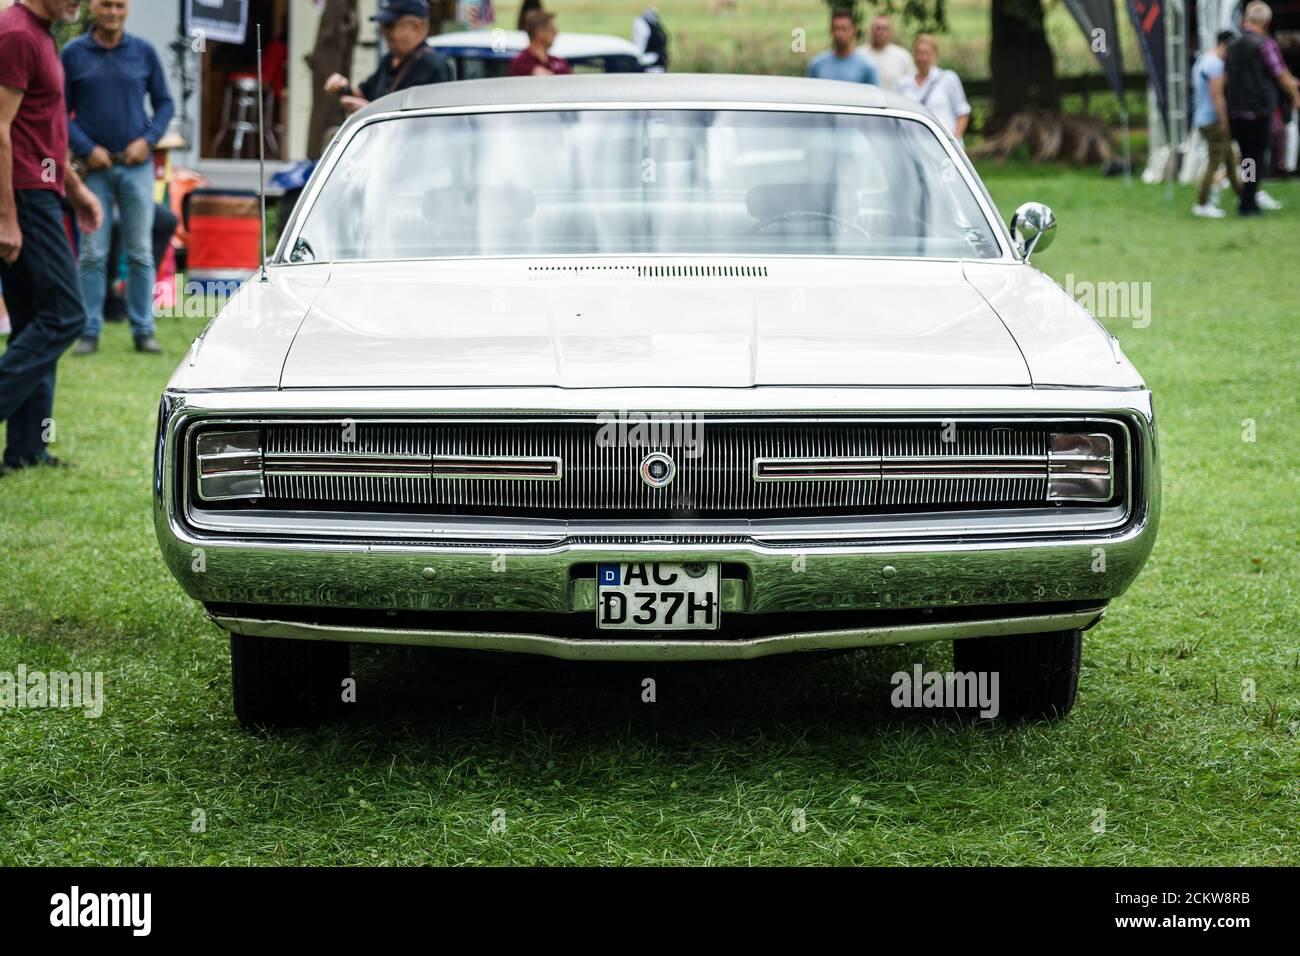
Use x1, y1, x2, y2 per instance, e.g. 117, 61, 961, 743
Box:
195, 429, 265, 502
1047, 432, 1115, 502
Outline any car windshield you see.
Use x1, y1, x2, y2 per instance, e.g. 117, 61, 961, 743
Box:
288, 109, 1003, 262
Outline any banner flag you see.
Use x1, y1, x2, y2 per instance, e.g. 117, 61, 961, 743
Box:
1064, 0, 1127, 103
1126, 0, 1169, 128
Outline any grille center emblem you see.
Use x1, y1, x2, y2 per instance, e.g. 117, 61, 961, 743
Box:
639, 452, 676, 488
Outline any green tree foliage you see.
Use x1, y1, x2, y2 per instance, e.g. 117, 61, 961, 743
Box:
821, 0, 947, 33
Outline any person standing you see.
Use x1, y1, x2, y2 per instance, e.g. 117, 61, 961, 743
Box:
0, 0, 105, 474
507, 9, 571, 76
895, 34, 971, 144
323, 0, 451, 115
632, 7, 669, 73
62, 0, 173, 355
1225, 1, 1300, 215
806, 8, 879, 85
1192, 32, 1243, 218
859, 14, 914, 92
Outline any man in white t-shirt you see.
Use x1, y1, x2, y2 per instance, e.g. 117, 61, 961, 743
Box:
858, 14, 914, 92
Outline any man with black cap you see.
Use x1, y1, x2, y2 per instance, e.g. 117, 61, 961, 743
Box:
323, 0, 450, 115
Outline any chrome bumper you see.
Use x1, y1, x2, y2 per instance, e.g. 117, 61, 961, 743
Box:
154, 386, 1159, 651
212, 605, 1109, 661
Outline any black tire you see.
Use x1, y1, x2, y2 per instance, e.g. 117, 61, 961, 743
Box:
230, 634, 351, 728
952, 629, 1082, 720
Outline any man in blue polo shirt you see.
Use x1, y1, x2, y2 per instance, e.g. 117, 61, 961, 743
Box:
807, 7, 879, 85
62, 0, 173, 354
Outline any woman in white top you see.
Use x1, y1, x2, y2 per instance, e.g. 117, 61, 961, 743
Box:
894, 34, 971, 145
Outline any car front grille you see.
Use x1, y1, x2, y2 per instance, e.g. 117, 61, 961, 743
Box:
184, 417, 1123, 519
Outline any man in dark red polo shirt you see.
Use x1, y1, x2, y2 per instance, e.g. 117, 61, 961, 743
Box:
507, 9, 571, 77
0, 0, 104, 474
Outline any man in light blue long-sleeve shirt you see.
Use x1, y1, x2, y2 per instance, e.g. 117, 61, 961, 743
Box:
61, 0, 173, 354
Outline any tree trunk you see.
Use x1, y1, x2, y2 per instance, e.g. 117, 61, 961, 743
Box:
988, 0, 1061, 136
969, 112, 1117, 164
305, 0, 359, 160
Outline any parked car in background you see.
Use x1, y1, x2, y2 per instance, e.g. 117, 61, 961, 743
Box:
154, 75, 1159, 728
428, 29, 646, 79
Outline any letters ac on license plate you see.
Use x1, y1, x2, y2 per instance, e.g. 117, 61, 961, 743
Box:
596, 563, 721, 631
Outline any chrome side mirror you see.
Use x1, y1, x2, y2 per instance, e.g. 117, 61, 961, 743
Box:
1009, 202, 1057, 261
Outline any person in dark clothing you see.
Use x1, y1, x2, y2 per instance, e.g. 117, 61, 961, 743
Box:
633, 7, 670, 73
323, 0, 450, 114
0, 0, 105, 474
1225, 2, 1300, 215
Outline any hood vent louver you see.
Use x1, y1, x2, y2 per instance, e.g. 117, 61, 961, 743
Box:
528, 264, 767, 280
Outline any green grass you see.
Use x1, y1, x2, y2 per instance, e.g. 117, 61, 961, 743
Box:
551, 0, 1145, 79
0, 167, 1297, 865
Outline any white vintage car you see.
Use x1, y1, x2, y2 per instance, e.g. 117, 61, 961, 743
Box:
154, 74, 1159, 727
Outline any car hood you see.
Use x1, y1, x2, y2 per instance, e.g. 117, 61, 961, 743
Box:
278, 259, 1035, 388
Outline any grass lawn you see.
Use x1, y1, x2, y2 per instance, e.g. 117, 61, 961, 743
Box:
0, 166, 1296, 865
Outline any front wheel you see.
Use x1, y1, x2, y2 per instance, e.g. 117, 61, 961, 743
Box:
952, 629, 1082, 720
230, 634, 351, 728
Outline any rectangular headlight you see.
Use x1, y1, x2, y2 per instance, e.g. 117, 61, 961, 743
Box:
196, 429, 264, 501
1048, 432, 1114, 502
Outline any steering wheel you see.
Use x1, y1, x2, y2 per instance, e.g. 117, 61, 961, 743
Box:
748, 211, 871, 239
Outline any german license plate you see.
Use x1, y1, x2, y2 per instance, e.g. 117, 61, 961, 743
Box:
596, 562, 720, 631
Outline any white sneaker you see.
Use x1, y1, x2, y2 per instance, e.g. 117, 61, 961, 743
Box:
1192, 203, 1226, 218
1257, 190, 1283, 210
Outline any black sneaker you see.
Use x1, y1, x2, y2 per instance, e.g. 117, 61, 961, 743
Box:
73, 336, 99, 355
26, 454, 71, 470
2, 453, 69, 470
134, 334, 163, 354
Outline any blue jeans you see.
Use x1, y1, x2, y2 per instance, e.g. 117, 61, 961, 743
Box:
0, 189, 86, 466
79, 162, 156, 338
